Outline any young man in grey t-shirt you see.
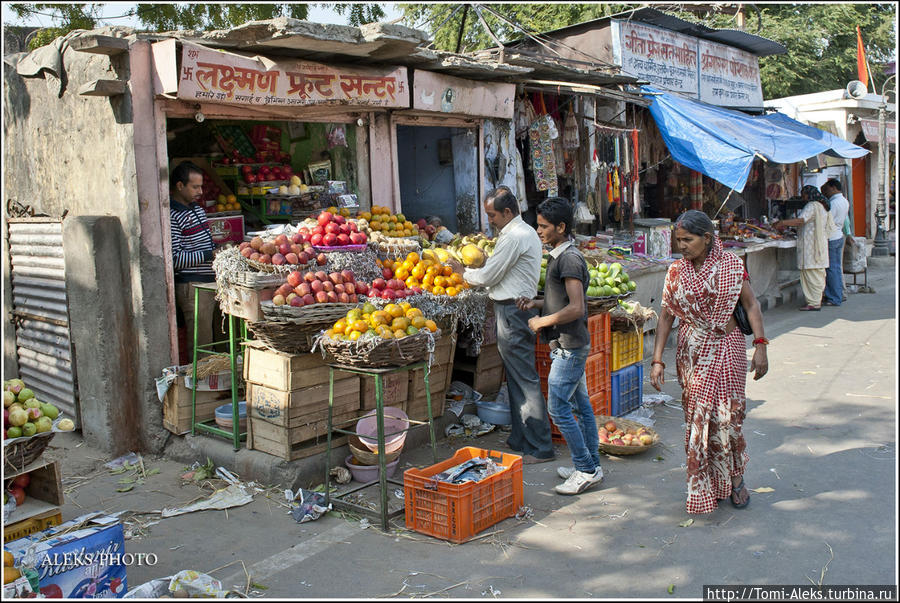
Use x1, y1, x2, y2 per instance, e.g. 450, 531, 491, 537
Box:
516, 198, 603, 495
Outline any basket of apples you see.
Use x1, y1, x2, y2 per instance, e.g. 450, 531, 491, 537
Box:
239, 233, 326, 275
261, 269, 362, 323
596, 416, 659, 455
308, 211, 368, 252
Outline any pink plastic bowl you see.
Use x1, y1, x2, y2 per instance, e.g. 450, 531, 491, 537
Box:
355, 406, 409, 455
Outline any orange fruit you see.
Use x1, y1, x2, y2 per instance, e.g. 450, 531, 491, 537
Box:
450, 273, 464, 285
393, 329, 407, 339
371, 311, 390, 325
377, 326, 393, 339
333, 319, 348, 334
400, 302, 412, 312
411, 316, 427, 329
391, 316, 411, 331
405, 276, 419, 289
446, 286, 459, 296
432, 285, 446, 296
442, 265, 454, 277
424, 319, 438, 332
327, 206, 339, 214
433, 275, 447, 288
382, 259, 394, 270
394, 266, 410, 281
349, 330, 362, 341
406, 252, 420, 264
353, 320, 369, 333
422, 274, 435, 288
402, 260, 415, 272
386, 304, 403, 318
360, 211, 372, 221
411, 264, 426, 280
405, 307, 422, 318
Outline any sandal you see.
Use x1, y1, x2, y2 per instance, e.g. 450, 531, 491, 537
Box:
730, 477, 750, 509
798, 305, 821, 311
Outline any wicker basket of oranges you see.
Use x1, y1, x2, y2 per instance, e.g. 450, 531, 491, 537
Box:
377, 251, 470, 298
316, 302, 441, 368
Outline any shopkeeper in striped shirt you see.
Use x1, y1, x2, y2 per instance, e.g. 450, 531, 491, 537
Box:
170, 161, 217, 362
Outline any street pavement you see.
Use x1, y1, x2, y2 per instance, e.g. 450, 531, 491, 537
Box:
37, 261, 897, 598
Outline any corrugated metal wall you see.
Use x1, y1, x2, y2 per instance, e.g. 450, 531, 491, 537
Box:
7, 218, 80, 424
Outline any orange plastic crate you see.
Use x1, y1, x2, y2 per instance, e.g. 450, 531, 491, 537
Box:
585, 352, 609, 397
610, 329, 644, 372
404, 447, 523, 543
588, 312, 611, 355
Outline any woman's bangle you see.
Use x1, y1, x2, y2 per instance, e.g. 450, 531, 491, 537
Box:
752, 337, 769, 346
651, 360, 666, 368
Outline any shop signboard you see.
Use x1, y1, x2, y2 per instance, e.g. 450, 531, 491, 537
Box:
178, 42, 408, 109
698, 39, 763, 108
208, 214, 245, 245
412, 70, 515, 119
860, 118, 896, 144
611, 19, 699, 99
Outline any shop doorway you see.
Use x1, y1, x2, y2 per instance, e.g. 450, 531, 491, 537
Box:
396, 125, 479, 233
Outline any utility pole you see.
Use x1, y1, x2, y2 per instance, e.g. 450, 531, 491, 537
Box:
872, 74, 895, 256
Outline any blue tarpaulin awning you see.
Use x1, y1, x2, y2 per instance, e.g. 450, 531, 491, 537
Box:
643, 86, 869, 192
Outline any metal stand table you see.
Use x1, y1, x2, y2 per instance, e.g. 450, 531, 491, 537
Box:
324, 361, 438, 531
190, 283, 248, 451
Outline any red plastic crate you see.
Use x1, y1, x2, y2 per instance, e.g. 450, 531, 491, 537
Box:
404, 447, 523, 543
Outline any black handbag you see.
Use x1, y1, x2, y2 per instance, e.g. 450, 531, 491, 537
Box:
732, 300, 753, 335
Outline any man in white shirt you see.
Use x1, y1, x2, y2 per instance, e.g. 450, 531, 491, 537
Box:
453, 187, 555, 463
821, 179, 850, 306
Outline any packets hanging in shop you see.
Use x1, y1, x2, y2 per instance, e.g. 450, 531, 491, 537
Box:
308, 161, 332, 183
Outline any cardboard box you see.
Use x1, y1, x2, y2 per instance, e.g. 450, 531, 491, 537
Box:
246, 379, 360, 428
162, 364, 236, 434
208, 214, 245, 245
243, 342, 354, 391
3, 458, 64, 543
219, 286, 274, 322
6, 514, 127, 598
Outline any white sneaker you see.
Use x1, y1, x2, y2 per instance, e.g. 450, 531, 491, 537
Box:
557, 466, 575, 479
554, 467, 603, 495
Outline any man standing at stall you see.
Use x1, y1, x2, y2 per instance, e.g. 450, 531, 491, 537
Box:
170, 161, 217, 363
821, 178, 849, 306
451, 186, 555, 463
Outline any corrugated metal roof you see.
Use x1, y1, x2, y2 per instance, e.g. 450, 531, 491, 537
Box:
508, 7, 786, 57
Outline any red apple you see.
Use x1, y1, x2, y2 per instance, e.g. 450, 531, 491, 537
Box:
328, 272, 343, 285
249, 252, 261, 262
276, 283, 293, 297
348, 222, 359, 233
338, 292, 350, 303
350, 232, 366, 244
314, 271, 328, 282
295, 283, 311, 297
349, 293, 359, 302
310, 233, 324, 247
372, 278, 386, 290
259, 254, 272, 264
382, 268, 393, 280
302, 294, 316, 306
325, 222, 341, 235
304, 272, 317, 283
333, 214, 346, 225
9, 486, 25, 506
239, 241, 251, 251
287, 271, 303, 287
240, 247, 253, 258
336, 233, 351, 246
355, 282, 369, 295
411, 286, 423, 295
312, 225, 325, 236
318, 211, 333, 226
323, 233, 338, 246
381, 289, 396, 300
340, 270, 354, 283
326, 291, 338, 303
289, 244, 302, 256
272, 253, 286, 266
315, 291, 329, 303
322, 280, 334, 293
334, 283, 345, 295
296, 252, 309, 265
417, 218, 428, 230
278, 242, 291, 256
12, 473, 30, 489
274, 234, 289, 246
291, 233, 304, 244
316, 253, 328, 266
285, 253, 299, 265
310, 280, 324, 293
290, 296, 304, 307
425, 225, 436, 236
339, 223, 351, 236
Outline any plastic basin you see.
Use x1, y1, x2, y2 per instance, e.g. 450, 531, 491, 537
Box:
214, 401, 247, 431
345, 454, 400, 482
355, 406, 409, 455
476, 401, 511, 426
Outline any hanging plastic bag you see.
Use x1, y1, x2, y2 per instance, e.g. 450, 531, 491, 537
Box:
326, 123, 347, 149
575, 202, 594, 224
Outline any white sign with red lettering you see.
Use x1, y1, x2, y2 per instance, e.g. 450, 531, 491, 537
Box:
178, 42, 408, 108
612, 19, 699, 98
698, 39, 763, 108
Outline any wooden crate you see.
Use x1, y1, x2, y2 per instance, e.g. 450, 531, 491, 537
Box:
472, 343, 505, 395
360, 372, 409, 411
482, 301, 498, 346
248, 417, 350, 463
163, 381, 233, 435
3, 458, 63, 540
406, 362, 450, 421
246, 379, 360, 428
243, 341, 356, 390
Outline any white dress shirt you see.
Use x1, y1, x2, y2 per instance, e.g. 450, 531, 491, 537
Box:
826, 193, 849, 241
463, 215, 542, 301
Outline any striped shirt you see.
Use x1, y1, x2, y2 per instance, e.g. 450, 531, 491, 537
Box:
170, 199, 215, 282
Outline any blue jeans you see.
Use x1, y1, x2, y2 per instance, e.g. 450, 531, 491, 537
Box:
824, 237, 844, 305
547, 344, 600, 473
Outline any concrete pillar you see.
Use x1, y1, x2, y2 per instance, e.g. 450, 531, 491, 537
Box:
63, 216, 142, 455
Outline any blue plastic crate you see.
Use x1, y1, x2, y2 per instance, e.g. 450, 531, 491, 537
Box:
610, 363, 643, 417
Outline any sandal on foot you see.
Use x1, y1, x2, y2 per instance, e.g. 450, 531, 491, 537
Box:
730, 478, 750, 509
798, 305, 821, 311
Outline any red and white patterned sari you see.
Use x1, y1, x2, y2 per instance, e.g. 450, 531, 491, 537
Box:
662, 236, 749, 514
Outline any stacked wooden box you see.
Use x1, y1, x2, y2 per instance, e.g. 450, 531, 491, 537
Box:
406, 325, 457, 421
243, 341, 360, 461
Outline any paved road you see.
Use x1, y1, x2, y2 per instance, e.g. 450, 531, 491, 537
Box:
45, 262, 896, 598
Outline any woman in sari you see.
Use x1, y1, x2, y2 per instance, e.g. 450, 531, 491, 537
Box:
650, 210, 768, 514
773, 185, 835, 311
